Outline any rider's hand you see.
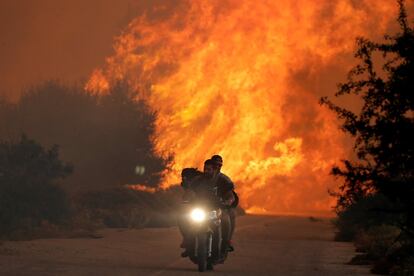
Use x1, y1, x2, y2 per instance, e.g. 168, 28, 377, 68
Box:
219, 199, 231, 209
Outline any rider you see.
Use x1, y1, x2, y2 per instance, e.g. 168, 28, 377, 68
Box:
180, 167, 202, 200
179, 159, 235, 256
197, 158, 235, 252
178, 167, 202, 254
211, 155, 237, 251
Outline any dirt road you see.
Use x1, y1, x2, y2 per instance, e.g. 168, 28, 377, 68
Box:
0, 215, 370, 275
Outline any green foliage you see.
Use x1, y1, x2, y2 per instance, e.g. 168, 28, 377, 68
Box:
321, 0, 414, 236
321, 1, 414, 273
0, 81, 176, 238
391, 256, 414, 275
0, 136, 72, 237
355, 225, 401, 260
0, 81, 170, 191
334, 193, 399, 241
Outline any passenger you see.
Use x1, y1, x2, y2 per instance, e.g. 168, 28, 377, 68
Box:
178, 168, 202, 253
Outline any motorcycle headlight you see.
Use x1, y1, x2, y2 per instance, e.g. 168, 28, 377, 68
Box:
190, 208, 206, 222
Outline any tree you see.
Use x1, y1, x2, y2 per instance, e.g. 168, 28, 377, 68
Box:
0, 135, 72, 236
321, 0, 414, 236
0, 81, 169, 192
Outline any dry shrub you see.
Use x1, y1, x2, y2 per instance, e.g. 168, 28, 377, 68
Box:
351, 225, 402, 274
389, 256, 414, 276
355, 225, 401, 259
73, 187, 180, 229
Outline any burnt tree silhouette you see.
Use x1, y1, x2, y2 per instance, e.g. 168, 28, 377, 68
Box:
321, 0, 414, 237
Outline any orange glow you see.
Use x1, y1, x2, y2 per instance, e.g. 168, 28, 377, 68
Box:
85, 69, 110, 94
86, 0, 398, 215
126, 184, 157, 193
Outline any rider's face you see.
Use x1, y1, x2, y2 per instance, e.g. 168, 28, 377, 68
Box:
204, 164, 215, 178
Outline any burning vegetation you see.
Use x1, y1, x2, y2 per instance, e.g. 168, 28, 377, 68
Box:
86, 0, 400, 215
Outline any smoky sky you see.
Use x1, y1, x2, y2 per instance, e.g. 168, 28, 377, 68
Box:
0, 0, 181, 101
1, 0, 412, 103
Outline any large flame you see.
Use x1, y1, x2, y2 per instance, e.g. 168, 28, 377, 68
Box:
86, 0, 398, 216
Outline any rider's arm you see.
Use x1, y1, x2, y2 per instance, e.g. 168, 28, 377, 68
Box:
218, 175, 235, 206
222, 190, 235, 207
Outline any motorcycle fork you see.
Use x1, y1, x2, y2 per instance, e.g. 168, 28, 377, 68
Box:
194, 231, 213, 257
208, 232, 213, 257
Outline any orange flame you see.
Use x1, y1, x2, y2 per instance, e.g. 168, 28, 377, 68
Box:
86, 0, 399, 215
126, 184, 157, 193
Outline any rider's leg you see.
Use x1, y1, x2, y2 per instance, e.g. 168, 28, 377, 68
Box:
177, 216, 189, 247
229, 208, 236, 238
220, 210, 231, 250
228, 208, 236, 250
177, 209, 193, 257
177, 204, 191, 248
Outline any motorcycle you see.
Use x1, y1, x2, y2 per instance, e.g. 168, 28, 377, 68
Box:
183, 201, 227, 272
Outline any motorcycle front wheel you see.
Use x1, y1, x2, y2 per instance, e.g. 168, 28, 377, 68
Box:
197, 233, 208, 272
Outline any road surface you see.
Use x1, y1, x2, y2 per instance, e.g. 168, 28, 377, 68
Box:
0, 215, 371, 275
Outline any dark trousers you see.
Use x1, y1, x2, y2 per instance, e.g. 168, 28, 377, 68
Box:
177, 204, 191, 245
221, 209, 231, 245
228, 208, 236, 240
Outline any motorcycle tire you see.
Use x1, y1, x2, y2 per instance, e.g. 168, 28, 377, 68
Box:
197, 233, 208, 272
212, 224, 222, 261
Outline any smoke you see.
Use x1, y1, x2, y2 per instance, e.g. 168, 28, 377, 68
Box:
0, 0, 160, 101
